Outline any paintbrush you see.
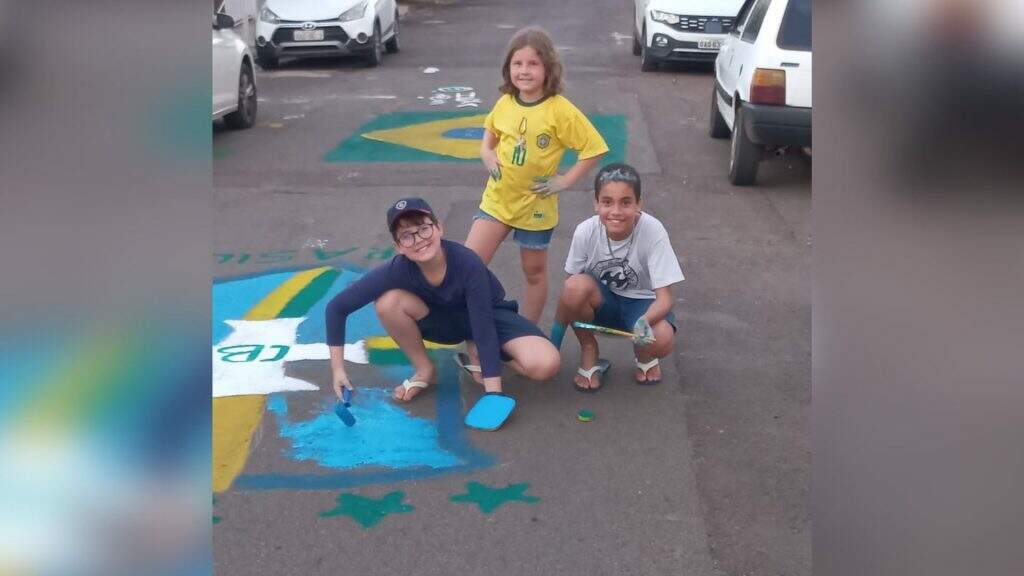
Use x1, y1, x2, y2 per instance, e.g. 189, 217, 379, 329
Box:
571, 321, 645, 340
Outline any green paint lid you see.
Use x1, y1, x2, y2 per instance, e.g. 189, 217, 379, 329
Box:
577, 410, 594, 422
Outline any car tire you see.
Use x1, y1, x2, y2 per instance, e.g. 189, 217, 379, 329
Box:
640, 25, 658, 71
728, 105, 761, 185
365, 21, 383, 67
709, 83, 730, 139
385, 11, 400, 53
224, 61, 257, 130
632, 12, 642, 55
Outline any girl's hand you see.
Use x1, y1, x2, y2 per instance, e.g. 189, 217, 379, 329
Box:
482, 149, 502, 181
332, 370, 354, 400
530, 174, 568, 197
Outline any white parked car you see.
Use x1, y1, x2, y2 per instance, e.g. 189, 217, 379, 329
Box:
212, 12, 257, 129
709, 0, 811, 185
633, 0, 746, 71
255, 0, 400, 68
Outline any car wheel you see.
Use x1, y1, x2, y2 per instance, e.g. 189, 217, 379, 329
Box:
709, 82, 730, 139
632, 12, 642, 55
224, 62, 257, 130
728, 105, 761, 185
365, 21, 383, 67
385, 11, 400, 53
640, 25, 658, 71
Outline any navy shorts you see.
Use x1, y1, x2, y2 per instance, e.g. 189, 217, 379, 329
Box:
592, 279, 677, 333
474, 208, 554, 250
416, 300, 545, 361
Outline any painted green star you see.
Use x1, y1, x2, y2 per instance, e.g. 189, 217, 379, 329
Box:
449, 482, 540, 514
319, 491, 415, 528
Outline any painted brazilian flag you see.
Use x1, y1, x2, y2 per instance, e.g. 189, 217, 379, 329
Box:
325, 110, 626, 167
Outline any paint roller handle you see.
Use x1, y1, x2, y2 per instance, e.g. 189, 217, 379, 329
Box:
331, 369, 354, 401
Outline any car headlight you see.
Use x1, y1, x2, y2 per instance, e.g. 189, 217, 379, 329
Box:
339, 1, 367, 22
259, 7, 280, 23
650, 10, 681, 25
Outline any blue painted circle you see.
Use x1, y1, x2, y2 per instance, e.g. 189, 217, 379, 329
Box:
443, 127, 485, 140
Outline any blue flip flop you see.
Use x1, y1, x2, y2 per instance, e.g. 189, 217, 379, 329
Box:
464, 393, 516, 431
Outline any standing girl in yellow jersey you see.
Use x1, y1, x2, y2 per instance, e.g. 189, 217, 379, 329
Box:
467, 26, 608, 325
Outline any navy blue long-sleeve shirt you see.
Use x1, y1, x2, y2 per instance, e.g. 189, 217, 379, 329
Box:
325, 240, 508, 378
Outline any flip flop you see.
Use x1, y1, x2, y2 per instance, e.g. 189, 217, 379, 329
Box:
394, 378, 431, 402
453, 352, 482, 378
575, 358, 611, 393
464, 392, 516, 431
635, 357, 661, 385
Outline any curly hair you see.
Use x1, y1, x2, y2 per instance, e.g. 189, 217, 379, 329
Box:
499, 26, 564, 97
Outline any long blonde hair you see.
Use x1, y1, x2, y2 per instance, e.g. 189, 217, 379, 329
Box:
499, 26, 564, 97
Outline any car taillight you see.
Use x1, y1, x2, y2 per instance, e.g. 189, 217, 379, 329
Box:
750, 68, 786, 105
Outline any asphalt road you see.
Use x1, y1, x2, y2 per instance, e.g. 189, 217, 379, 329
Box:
213, 1, 810, 574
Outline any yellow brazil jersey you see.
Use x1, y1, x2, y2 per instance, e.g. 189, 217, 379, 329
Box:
480, 94, 608, 231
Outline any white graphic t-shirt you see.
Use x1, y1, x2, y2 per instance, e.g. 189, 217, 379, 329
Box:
564, 213, 684, 299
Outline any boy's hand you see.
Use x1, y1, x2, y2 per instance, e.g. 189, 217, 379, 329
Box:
482, 150, 502, 181
530, 174, 568, 197
332, 371, 354, 400
631, 317, 656, 346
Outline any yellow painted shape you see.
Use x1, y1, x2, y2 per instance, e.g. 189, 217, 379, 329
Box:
244, 266, 331, 320
365, 335, 459, 350
213, 395, 265, 493
213, 266, 331, 492
362, 114, 487, 160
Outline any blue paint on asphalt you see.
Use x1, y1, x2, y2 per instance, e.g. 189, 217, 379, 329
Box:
442, 127, 485, 140
212, 270, 295, 344
235, 356, 495, 490
266, 389, 461, 470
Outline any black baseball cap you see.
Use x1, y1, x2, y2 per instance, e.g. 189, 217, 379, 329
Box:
386, 197, 436, 234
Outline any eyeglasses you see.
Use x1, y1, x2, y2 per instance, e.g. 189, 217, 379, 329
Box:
396, 223, 436, 247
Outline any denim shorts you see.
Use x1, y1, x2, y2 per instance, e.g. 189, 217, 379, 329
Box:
416, 300, 545, 361
474, 208, 554, 250
592, 279, 678, 333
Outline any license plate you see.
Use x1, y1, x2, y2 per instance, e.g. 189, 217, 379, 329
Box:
293, 29, 324, 41
698, 38, 722, 50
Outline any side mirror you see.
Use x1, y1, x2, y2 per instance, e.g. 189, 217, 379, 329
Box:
214, 13, 235, 30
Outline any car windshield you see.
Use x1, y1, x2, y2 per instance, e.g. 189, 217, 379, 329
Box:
777, 0, 811, 51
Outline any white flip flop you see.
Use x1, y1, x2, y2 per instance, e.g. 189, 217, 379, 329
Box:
634, 357, 661, 385
395, 378, 431, 402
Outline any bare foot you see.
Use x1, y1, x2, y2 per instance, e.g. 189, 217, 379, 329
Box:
392, 367, 436, 402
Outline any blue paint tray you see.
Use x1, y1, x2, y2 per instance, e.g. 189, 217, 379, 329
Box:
464, 393, 516, 431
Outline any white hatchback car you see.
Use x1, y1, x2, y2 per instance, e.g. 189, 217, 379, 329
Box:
633, 0, 746, 71
212, 12, 257, 129
255, 0, 399, 68
709, 0, 811, 184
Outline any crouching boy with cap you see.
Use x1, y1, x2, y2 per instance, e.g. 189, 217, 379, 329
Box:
325, 197, 560, 429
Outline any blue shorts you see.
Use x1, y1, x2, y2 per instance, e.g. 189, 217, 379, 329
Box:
592, 279, 677, 333
416, 300, 544, 361
474, 208, 554, 250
